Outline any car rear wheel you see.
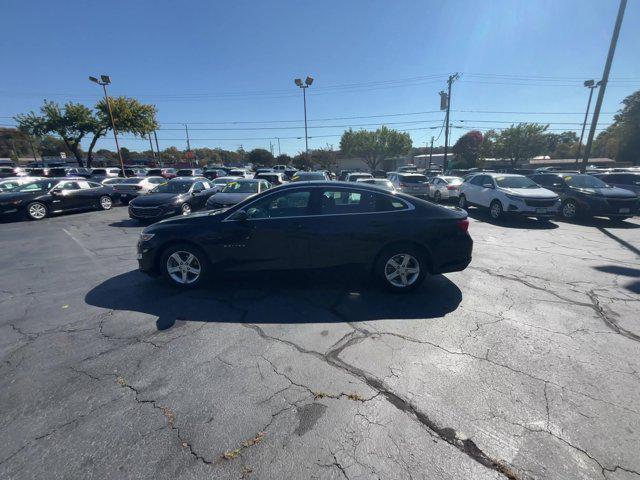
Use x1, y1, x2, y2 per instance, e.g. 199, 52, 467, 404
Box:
434, 191, 441, 203
458, 194, 468, 210
26, 201, 48, 220
375, 246, 426, 293
99, 195, 113, 210
489, 200, 503, 220
161, 244, 207, 289
181, 203, 192, 215
561, 200, 578, 220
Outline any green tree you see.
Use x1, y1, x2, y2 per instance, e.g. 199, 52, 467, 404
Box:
247, 148, 275, 167
612, 90, 640, 164
479, 129, 498, 159
292, 152, 311, 170
452, 130, 483, 168
340, 126, 412, 171
495, 123, 549, 168
15, 101, 97, 166
309, 148, 336, 170
275, 153, 292, 165
592, 125, 621, 159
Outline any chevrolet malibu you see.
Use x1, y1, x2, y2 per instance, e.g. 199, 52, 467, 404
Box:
137, 181, 473, 292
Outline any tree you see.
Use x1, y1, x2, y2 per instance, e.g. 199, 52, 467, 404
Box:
612, 90, 640, 164
593, 125, 621, 159
452, 130, 483, 168
15, 101, 97, 166
292, 152, 312, 170
309, 148, 336, 170
85, 97, 158, 167
247, 148, 274, 167
275, 153, 292, 165
479, 129, 498, 159
340, 126, 412, 171
544, 131, 578, 158
495, 123, 549, 167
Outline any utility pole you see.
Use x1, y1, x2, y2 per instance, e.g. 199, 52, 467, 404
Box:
575, 80, 601, 163
184, 124, 193, 166
269, 141, 274, 156
442, 73, 460, 173
153, 130, 162, 167
428, 136, 434, 171
148, 133, 157, 166
581, 0, 627, 173
276, 137, 281, 156
28, 135, 38, 162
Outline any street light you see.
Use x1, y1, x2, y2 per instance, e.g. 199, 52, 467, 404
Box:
294, 76, 314, 161
576, 79, 601, 163
89, 74, 125, 174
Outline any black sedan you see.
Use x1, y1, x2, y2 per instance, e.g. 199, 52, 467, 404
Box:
0, 178, 116, 220
128, 177, 216, 222
137, 181, 473, 292
529, 173, 639, 220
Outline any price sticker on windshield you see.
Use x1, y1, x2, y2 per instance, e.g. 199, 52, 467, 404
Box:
496, 177, 505, 181
564, 176, 572, 181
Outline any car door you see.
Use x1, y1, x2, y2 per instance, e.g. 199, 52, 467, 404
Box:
51, 181, 83, 211
187, 181, 210, 209
474, 175, 496, 207
463, 175, 483, 205
216, 188, 314, 271
72, 180, 104, 208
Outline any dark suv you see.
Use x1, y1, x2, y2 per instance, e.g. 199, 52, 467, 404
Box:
529, 173, 639, 221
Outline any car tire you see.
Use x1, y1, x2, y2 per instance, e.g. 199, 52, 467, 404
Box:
181, 203, 192, 215
434, 191, 441, 203
99, 195, 113, 210
26, 201, 48, 221
458, 194, 468, 210
161, 243, 208, 289
489, 200, 503, 220
375, 244, 427, 293
561, 200, 578, 220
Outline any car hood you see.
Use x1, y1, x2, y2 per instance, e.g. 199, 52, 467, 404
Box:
130, 193, 183, 206
501, 187, 557, 198
0, 191, 39, 203
147, 208, 228, 230
207, 192, 255, 204
571, 186, 637, 198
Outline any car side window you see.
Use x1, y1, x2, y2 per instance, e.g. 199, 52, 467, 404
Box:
192, 181, 204, 191
60, 181, 81, 190
469, 175, 483, 186
77, 181, 93, 189
243, 190, 311, 219
320, 189, 376, 215
376, 194, 409, 212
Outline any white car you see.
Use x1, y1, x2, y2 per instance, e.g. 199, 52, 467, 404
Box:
0, 177, 45, 192
346, 172, 373, 182
112, 176, 166, 202
386, 172, 429, 197
458, 173, 560, 221
205, 179, 271, 209
428, 176, 464, 202
356, 178, 396, 192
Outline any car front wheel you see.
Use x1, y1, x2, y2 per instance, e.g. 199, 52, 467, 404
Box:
376, 246, 426, 293
458, 194, 468, 210
181, 203, 192, 215
561, 200, 578, 220
26, 201, 48, 220
161, 244, 207, 288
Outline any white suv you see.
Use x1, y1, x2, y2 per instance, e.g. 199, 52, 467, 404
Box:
458, 173, 560, 221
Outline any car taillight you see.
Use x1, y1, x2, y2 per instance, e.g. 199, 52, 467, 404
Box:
447, 185, 458, 190
457, 218, 469, 233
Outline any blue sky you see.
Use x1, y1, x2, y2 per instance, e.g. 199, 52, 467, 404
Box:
1, 0, 639, 156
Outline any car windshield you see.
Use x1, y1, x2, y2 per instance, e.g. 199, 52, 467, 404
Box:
294, 172, 326, 180
399, 175, 427, 183
121, 178, 143, 184
176, 170, 193, 176
92, 169, 106, 175
222, 181, 259, 193
495, 176, 539, 189
151, 181, 190, 193
563, 174, 608, 188
14, 180, 58, 192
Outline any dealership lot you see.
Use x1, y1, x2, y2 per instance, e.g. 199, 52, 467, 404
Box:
1, 207, 639, 480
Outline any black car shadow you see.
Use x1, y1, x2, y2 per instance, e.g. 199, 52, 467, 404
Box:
593, 265, 640, 294
466, 207, 559, 230
85, 269, 463, 331
109, 219, 146, 228
555, 216, 640, 229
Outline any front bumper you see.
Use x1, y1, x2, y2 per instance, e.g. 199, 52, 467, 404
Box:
128, 204, 179, 221
582, 197, 639, 217
505, 200, 560, 217
137, 239, 159, 274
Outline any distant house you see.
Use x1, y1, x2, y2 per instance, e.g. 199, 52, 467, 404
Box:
527, 157, 615, 168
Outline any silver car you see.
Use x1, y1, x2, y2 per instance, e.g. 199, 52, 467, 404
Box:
112, 176, 166, 202
205, 179, 271, 209
387, 172, 429, 197
428, 176, 464, 202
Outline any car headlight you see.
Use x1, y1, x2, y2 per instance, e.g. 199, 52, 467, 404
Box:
139, 233, 155, 242
505, 194, 524, 201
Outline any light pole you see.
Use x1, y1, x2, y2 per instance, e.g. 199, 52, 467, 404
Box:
89, 75, 125, 174
575, 80, 601, 163
294, 76, 314, 162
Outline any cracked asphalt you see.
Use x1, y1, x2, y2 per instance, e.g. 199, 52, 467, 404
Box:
1, 206, 639, 480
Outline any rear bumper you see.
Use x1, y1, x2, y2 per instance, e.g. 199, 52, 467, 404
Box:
432, 235, 473, 274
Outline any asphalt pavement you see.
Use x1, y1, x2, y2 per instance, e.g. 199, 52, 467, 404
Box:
1, 206, 639, 480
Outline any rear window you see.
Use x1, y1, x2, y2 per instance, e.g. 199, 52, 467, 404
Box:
92, 169, 106, 175
176, 170, 193, 176
399, 175, 427, 183
320, 190, 375, 214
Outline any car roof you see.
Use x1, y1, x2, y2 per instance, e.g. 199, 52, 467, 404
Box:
170, 176, 206, 182
484, 172, 525, 178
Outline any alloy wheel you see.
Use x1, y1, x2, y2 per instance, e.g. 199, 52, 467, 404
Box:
490, 201, 502, 219
100, 196, 113, 210
562, 201, 576, 219
384, 254, 420, 288
166, 251, 201, 284
28, 202, 47, 220
181, 203, 192, 215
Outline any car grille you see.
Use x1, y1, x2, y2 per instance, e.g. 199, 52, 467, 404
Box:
130, 205, 163, 217
524, 198, 556, 207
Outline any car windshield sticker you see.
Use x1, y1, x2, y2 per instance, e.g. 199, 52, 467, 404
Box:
564, 176, 572, 180
496, 177, 505, 181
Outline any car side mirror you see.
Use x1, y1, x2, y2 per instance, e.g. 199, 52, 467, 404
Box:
192, 188, 203, 195
233, 210, 248, 221
482, 183, 494, 189
51, 188, 62, 195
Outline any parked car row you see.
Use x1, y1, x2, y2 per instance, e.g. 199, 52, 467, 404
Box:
457, 172, 639, 222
